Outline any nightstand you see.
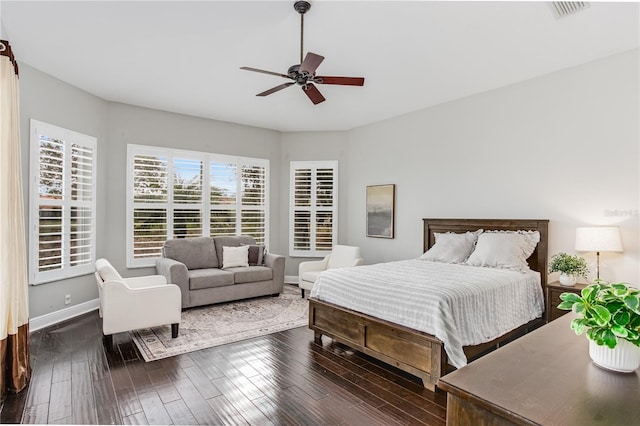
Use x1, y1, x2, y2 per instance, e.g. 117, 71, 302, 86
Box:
546, 281, 587, 322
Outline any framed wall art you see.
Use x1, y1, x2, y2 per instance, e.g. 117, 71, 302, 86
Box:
366, 184, 395, 238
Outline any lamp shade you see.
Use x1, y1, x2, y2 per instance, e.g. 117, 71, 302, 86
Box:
575, 226, 623, 253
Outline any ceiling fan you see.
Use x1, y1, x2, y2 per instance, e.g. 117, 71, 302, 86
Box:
240, 0, 365, 105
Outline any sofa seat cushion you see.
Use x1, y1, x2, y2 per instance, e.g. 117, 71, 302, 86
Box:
188, 268, 234, 290
230, 266, 273, 284
300, 270, 322, 284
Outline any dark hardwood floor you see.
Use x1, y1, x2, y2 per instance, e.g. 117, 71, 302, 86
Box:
0, 310, 447, 425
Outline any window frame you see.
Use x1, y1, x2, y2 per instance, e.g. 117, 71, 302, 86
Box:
289, 160, 338, 257
28, 119, 98, 285
126, 144, 269, 268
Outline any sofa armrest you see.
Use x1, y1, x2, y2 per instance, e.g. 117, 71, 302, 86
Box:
264, 253, 285, 294
156, 258, 190, 307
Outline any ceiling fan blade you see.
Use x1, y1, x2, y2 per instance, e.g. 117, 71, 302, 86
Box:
315, 76, 365, 86
240, 67, 291, 79
302, 83, 326, 105
299, 52, 324, 75
256, 82, 295, 97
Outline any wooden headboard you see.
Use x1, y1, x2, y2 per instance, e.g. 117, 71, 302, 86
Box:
423, 218, 549, 287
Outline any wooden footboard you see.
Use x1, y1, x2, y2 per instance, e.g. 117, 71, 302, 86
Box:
309, 297, 543, 391
309, 297, 447, 391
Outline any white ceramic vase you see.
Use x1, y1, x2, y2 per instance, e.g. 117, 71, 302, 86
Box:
558, 273, 577, 287
589, 338, 640, 373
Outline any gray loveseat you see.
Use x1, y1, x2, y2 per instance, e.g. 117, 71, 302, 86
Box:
155, 235, 285, 309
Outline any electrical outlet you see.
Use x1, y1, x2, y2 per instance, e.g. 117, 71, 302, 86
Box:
65, 294, 71, 305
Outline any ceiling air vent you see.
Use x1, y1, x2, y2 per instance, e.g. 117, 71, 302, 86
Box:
550, 2, 590, 18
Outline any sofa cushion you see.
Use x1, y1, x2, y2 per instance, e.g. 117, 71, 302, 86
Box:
231, 266, 273, 284
188, 268, 234, 290
213, 235, 256, 267
164, 237, 218, 270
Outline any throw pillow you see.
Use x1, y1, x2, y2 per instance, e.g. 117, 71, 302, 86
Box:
243, 244, 265, 266
420, 229, 483, 263
222, 245, 250, 269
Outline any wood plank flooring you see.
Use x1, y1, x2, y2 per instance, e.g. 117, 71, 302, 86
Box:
1, 309, 447, 425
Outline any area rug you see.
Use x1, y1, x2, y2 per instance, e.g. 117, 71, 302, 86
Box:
131, 284, 308, 361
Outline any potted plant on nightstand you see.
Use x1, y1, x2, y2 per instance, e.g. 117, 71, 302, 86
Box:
558, 281, 640, 373
549, 252, 589, 286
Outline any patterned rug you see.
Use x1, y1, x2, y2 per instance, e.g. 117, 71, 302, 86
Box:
131, 284, 308, 361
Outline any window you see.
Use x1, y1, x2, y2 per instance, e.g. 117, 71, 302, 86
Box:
127, 145, 268, 267
29, 120, 97, 284
289, 161, 338, 257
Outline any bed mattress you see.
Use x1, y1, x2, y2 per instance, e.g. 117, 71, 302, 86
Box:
310, 259, 544, 368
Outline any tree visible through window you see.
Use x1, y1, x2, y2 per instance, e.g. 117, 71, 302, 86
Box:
127, 145, 269, 268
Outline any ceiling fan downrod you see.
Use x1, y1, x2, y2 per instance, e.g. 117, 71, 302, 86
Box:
294, 1, 311, 64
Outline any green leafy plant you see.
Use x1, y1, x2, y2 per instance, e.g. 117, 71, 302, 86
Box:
548, 252, 589, 278
558, 281, 640, 349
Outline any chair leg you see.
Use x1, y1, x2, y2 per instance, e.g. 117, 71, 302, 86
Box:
301, 288, 305, 298
103, 334, 113, 352
171, 323, 179, 338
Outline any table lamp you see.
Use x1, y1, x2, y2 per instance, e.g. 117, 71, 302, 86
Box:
575, 226, 623, 280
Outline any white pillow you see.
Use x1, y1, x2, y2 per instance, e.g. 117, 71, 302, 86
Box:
420, 229, 483, 263
465, 230, 540, 272
222, 245, 249, 269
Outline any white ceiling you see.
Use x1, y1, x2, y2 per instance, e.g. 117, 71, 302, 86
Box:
1, 1, 638, 132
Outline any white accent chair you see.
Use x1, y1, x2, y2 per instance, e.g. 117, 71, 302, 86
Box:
298, 245, 364, 298
94, 258, 182, 350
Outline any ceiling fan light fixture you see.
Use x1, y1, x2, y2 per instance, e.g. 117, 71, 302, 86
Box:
240, 0, 364, 105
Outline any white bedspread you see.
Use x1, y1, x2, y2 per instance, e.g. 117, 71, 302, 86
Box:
310, 259, 544, 368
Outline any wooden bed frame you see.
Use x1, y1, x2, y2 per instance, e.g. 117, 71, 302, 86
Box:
308, 218, 549, 391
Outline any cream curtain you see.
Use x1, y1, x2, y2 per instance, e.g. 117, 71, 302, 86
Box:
0, 39, 30, 401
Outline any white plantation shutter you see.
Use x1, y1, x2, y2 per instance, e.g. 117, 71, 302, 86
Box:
172, 157, 203, 238
289, 161, 338, 257
131, 153, 168, 262
29, 120, 97, 284
127, 145, 269, 267
241, 164, 267, 244
210, 161, 237, 236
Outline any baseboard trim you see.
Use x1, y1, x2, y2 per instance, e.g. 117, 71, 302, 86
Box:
30, 298, 100, 332
285, 275, 299, 285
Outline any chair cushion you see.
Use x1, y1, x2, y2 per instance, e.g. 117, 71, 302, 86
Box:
96, 259, 123, 282
231, 266, 273, 284
327, 245, 361, 269
164, 237, 218, 270
188, 268, 234, 290
301, 270, 322, 283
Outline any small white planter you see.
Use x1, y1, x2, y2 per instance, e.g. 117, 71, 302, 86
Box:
589, 338, 640, 373
558, 273, 577, 287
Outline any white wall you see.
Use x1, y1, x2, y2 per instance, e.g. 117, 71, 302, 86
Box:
345, 49, 639, 284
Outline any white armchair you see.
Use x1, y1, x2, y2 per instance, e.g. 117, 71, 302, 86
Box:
95, 258, 182, 350
298, 245, 364, 297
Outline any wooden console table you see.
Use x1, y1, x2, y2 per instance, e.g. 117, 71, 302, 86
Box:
438, 314, 640, 425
